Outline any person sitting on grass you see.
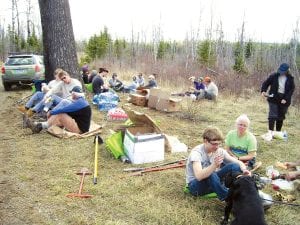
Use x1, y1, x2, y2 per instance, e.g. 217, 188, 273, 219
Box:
185, 126, 250, 201
136, 72, 145, 87
123, 75, 139, 93
141, 74, 157, 89
108, 73, 124, 92
203, 76, 218, 100
186, 76, 205, 99
25, 86, 91, 134
92, 67, 109, 94
42, 70, 82, 113
18, 68, 63, 117
225, 114, 261, 171
81, 65, 90, 84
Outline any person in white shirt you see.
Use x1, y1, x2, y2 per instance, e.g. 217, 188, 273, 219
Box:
43, 70, 82, 112
203, 76, 218, 100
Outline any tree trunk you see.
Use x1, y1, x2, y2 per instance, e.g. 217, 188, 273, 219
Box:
38, 0, 79, 81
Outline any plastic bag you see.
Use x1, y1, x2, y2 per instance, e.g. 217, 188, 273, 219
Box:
105, 131, 125, 159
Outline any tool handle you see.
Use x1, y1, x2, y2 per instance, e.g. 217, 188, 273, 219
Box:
129, 163, 186, 176
93, 135, 99, 184
124, 158, 187, 173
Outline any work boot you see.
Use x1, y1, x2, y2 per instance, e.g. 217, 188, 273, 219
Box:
24, 115, 43, 133
26, 109, 35, 117
17, 105, 28, 113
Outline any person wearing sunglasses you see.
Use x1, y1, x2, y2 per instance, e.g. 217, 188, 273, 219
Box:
225, 114, 261, 170
42, 70, 82, 112
185, 126, 250, 201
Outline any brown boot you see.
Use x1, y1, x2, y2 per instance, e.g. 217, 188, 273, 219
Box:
17, 105, 28, 113
26, 109, 35, 117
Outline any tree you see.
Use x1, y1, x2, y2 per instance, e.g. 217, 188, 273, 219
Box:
38, 0, 79, 81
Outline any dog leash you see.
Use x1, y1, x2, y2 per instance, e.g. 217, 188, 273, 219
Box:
260, 198, 300, 207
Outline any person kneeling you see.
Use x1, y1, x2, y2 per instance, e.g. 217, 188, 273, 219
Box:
25, 86, 91, 134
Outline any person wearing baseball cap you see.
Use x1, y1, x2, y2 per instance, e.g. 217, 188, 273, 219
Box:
261, 63, 295, 138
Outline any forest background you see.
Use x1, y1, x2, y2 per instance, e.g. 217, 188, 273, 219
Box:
0, 1, 300, 225
0, 0, 299, 102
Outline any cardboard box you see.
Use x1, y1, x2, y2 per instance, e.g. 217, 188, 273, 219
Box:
123, 110, 165, 164
128, 89, 149, 107
148, 88, 161, 109
148, 89, 182, 112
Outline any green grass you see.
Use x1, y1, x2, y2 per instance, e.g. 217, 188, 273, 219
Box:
1, 88, 300, 225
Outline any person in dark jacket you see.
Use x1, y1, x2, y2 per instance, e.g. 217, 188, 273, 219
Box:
25, 86, 91, 134
261, 63, 295, 135
92, 67, 109, 94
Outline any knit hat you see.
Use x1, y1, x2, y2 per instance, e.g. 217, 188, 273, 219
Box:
277, 63, 289, 74
198, 77, 204, 82
81, 65, 89, 73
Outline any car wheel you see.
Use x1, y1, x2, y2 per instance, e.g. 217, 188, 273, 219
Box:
3, 82, 11, 91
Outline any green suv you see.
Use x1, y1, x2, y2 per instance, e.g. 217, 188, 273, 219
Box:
1, 53, 45, 91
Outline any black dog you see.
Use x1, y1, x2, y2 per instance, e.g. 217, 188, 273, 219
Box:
220, 171, 267, 225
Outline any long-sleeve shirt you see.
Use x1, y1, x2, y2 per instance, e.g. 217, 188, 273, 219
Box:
45, 78, 82, 99
50, 97, 91, 133
92, 75, 105, 94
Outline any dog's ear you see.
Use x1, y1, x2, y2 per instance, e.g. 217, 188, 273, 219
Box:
224, 171, 243, 188
224, 172, 234, 188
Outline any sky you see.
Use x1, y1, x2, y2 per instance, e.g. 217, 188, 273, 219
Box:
0, 0, 299, 43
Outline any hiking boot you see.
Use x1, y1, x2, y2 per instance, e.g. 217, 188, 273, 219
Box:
26, 109, 35, 117
24, 115, 43, 133
17, 105, 28, 113
31, 123, 43, 133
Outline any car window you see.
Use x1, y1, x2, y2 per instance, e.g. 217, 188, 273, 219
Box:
37, 56, 44, 64
7, 56, 34, 66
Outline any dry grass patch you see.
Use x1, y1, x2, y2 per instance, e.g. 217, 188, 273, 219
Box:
0, 88, 300, 225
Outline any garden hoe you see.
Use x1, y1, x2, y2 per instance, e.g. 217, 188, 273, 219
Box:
66, 168, 92, 198
93, 134, 104, 184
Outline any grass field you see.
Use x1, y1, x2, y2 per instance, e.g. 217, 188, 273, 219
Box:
0, 85, 299, 225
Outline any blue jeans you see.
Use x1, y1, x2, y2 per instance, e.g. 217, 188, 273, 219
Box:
188, 163, 241, 201
44, 95, 63, 111
25, 91, 45, 110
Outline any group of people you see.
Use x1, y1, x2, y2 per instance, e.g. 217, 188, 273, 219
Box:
81, 65, 158, 94
19, 68, 92, 134
18, 63, 297, 197
188, 76, 218, 100
185, 62, 297, 202
186, 114, 258, 201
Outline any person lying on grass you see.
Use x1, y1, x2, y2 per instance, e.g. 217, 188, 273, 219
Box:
25, 86, 91, 134
185, 126, 250, 201
225, 114, 261, 170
